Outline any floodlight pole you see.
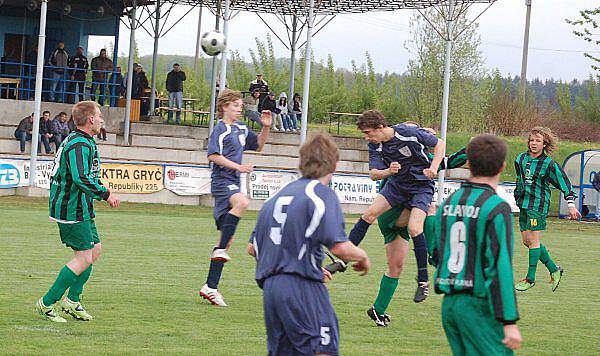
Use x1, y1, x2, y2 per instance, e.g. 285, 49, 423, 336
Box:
194, 6, 203, 71
149, 0, 161, 115
300, 0, 315, 144
289, 15, 298, 98
208, 3, 221, 135
520, 0, 532, 97
219, 0, 230, 88
124, 0, 137, 145
437, 0, 454, 195
29, 0, 48, 186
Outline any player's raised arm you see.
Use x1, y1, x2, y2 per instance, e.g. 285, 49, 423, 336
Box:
254, 110, 272, 152
66, 144, 109, 201
426, 138, 445, 178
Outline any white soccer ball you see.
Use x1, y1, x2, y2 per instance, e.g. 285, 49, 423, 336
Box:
201, 31, 227, 57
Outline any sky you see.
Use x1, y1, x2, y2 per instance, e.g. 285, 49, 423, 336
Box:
89, 0, 600, 81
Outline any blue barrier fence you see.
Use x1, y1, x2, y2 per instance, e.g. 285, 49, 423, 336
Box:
0, 61, 123, 106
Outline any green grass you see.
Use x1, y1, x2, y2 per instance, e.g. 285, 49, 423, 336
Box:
1, 196, 599, 354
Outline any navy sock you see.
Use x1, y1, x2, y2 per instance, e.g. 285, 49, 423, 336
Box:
217, 213, 240, 249
206, 258, 225, 289
413, 233, 429, 282
349, 218, 371, 246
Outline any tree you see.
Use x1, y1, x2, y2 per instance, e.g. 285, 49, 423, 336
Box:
404, 9, 486, 131
566, 7, 600, 78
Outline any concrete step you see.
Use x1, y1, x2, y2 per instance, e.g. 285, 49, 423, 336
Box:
130, 134, 203, 151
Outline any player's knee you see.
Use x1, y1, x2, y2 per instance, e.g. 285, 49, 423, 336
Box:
522, 236, 531, 247
387, 260, 404, 277
233, 195, 250, 211
408, 225, 423, 238
362, 210, 378, 224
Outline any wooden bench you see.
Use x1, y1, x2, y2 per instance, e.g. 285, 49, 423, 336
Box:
0, 77, 20, 100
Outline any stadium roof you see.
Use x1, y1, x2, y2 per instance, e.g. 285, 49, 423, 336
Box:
163, 0, 495, 16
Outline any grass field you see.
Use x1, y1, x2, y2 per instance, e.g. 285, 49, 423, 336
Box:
1, 196, 599, 355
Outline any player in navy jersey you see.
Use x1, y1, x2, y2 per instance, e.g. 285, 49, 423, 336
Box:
248, 134, 370, 356
328, 110, 445, 303
199, 89, 272, 307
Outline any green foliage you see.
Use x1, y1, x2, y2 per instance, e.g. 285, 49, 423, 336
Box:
566, 7, 600, 77
574, 77, 600, 124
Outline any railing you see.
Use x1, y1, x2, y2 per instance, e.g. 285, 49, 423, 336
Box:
0, 61, 122, 106
328, 111, 361, 135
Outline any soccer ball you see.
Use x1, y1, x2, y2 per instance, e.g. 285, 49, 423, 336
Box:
201, 31, 227, 57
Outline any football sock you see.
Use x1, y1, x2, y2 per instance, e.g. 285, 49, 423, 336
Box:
526, 247, 541, 282
539, 244, 558, 274
217, 213, 240, 249
42, 265, 78, 306
374, 274, 399, 315
67, 265, 92, 302
413, 233, 429, 282
349, 218, 371, 246
206, 258, 225, 289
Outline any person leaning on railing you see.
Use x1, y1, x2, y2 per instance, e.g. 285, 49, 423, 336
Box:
69, 47, 89, 104
91, 49, 114, 106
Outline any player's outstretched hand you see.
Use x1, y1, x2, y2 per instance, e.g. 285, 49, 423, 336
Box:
321, 268, 333, 283
352, 256, 371, 276
502, 324, 522, 350
423, 167, 437, 179
388, 162, 400, 175
107, 192, 120, 208
237, 164, 254, 173
260, 110, 273, 128
568, 206, 581, 220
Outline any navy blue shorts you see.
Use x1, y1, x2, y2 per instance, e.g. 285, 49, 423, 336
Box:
212, 181, 241, 230
379, 179, 434, 213
263, 274, 339, 356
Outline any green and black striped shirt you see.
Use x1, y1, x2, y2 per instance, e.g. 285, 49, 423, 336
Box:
49, 129, 109, 222
426, 182, 519, 324
514, 152, 576, 215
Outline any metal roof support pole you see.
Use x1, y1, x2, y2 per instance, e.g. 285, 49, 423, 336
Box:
437, 0, 454, 195
288, 15, 298, 99
208, 2, 222, 134
520, 0, 532, 97
124, 0, 138, 145
149, 0, 161, 115
194, 5, 204, 71
219, 0, 230, 87
29, 0, 48, 186
300, 0, 315, 144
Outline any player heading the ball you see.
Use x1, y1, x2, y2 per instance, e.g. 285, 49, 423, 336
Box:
248, 133, 370, 355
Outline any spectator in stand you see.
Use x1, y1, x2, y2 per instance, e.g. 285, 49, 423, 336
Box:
260, 92, 282, 132
277, 92, 292, 132
166, 63, 187, 124
249, 74, 269, 101
288, 93, 301, 132
38, 111, 54, 154
14, 114, 41, 153
51, 112, 70, 148
243, 89, 262, 127
67, 115, 76, 132
48, 41, 69, 102
97, 121, 107, 141
131, 64, 150, 115
91, 49, 114, 106
69, 46, 89, 103
109, 66, 125, 107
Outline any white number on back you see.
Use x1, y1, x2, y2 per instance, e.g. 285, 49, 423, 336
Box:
447, 221, 467, 274
269, 196, 294, 245
50, 146, 64, 178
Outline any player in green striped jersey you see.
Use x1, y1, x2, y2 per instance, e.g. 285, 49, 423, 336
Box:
368, 145, 468, 326
427, 134, 522, 355
514, 127, 581, 292
36, 101, 120, 323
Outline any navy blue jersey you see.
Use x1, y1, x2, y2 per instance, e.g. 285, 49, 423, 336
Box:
251, 178, 348, 288
207, 120, 259, 184
368, 124, 439, 181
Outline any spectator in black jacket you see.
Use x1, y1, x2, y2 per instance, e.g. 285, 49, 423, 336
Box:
38, 111, 54, 154
14, 114, 39, 153
51, 112, 70, 148
259, 92, 281, 131
48, 41, 69, 102
109, 66, 125, 107
249, 74, 269, 102
68, 46, 89, 103
166, 63, 186, 124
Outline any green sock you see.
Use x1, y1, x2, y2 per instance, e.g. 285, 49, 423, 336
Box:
42, 266, 78, 306
526, 248, 541, 282
539, 244, 558, 274
67, 265, 92, 302
373, 274, 399, 315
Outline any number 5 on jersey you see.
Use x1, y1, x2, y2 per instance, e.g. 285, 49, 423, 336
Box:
270, 196, 294, 245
